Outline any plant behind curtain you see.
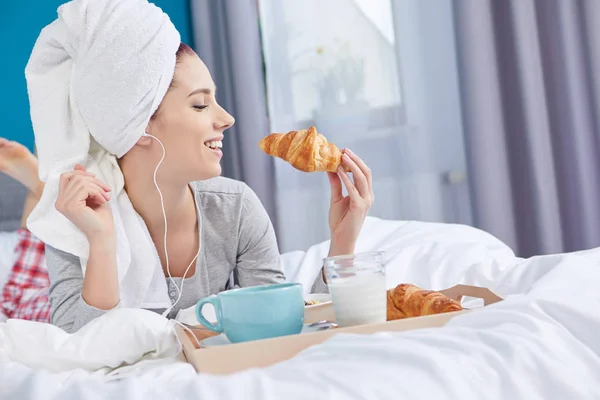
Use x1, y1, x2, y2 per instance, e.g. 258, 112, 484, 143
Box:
258, 0, 472, 253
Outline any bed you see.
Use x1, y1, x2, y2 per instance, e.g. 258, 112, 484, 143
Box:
1, 207, 600, 398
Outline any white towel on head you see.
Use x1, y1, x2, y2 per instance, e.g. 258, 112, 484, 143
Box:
25, 0, 181, 309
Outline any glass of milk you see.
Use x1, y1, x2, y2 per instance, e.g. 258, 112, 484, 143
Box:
324, 251, 386, 327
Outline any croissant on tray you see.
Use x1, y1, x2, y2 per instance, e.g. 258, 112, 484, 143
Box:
386, 284, 463, 320
258, 126, 345, 173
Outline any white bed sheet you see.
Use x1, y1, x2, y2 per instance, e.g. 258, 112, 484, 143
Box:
2, 219, 600, 399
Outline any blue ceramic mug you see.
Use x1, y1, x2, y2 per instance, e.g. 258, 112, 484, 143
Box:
195, 283, 305, 343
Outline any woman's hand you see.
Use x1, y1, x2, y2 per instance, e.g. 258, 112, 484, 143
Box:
327, 149, 374, 256
55, 164, 114, 241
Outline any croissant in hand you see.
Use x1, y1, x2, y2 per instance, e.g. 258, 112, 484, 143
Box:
387, 283, 463, 320
258, 126, 345, 173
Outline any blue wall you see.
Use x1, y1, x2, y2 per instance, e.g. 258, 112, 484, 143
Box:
0, 0, 192, 152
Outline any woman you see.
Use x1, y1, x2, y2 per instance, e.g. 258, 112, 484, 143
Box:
26, 1, 373, 333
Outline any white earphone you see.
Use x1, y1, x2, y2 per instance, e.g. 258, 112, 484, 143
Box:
144, 132, 200, 317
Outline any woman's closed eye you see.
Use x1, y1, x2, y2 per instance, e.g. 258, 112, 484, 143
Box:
193, 105, 208, 111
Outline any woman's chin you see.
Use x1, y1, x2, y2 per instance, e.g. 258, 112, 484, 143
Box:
189, 164, 221, 182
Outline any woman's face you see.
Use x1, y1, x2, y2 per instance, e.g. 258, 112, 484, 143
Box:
145, 53, 234, 183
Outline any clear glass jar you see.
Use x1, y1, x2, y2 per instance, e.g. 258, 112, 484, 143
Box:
324, 251, 386, 327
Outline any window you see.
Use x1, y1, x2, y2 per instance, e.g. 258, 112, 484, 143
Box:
258, 0, 472, 252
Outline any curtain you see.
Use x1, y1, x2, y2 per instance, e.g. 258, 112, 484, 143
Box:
190, 0, 600, 257
454, 0, 600, 256
189, 0, 278, 230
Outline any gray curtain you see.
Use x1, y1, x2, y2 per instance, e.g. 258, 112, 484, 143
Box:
189, 0, 278, 229
454, 0, 600, 257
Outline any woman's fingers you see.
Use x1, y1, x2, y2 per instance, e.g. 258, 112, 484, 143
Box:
80, 180, 111, 202
92, 180, 111, 201
61, 174, 111, 206
328, 172, 344, 204
337, 167, 363, 204
341, 152, 369, 199
86, 187, 109, 207
60, 170, 110, 194
88, 177, 111, 194
344, 149, 373, 195
64, 183, 108, 208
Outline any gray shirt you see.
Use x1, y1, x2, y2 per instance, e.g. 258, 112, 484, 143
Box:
46, 177, 326, 333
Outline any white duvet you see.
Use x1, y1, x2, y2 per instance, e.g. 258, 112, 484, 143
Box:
1, 217, 600, 399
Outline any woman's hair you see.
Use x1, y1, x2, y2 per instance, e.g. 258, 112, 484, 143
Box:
150, 42, 196, 119
175, 42, 196, 64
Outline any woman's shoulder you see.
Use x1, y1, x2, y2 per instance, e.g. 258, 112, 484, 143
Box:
190, 177, 256, 207
190, 177, 250, 196
190, 178, 266, 218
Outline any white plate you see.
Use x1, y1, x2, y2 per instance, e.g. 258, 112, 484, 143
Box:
304, 293, 332, 308
200, 324, 324, 347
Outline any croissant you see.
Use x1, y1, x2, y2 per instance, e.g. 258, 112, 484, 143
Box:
386, 284, 463, 320
258, 126, 344, 173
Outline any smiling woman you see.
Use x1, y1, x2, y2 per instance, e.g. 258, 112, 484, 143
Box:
121, 42, 235, 187
24, 0, 374, 334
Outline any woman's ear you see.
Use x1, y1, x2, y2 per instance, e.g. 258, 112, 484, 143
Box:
145, 118, 156, 137
136, 134, 153, 147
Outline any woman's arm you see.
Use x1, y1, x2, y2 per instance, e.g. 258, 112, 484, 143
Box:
321, 149, 375, 283
46, 244, 120, 333
235, 148, 374, 292
47, 164, 120, 332
234, 185, 285, 287
81, 235, 120, 310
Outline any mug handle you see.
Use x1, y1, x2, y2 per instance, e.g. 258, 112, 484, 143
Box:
195, 295, 223, 333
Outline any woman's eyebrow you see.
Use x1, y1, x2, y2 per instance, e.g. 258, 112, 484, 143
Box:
187, 86, 217, 97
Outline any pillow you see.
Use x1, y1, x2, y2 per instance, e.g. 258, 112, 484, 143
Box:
0, 308, 180, 373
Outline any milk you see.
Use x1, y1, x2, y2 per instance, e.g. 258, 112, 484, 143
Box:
328, 273, 387, 327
